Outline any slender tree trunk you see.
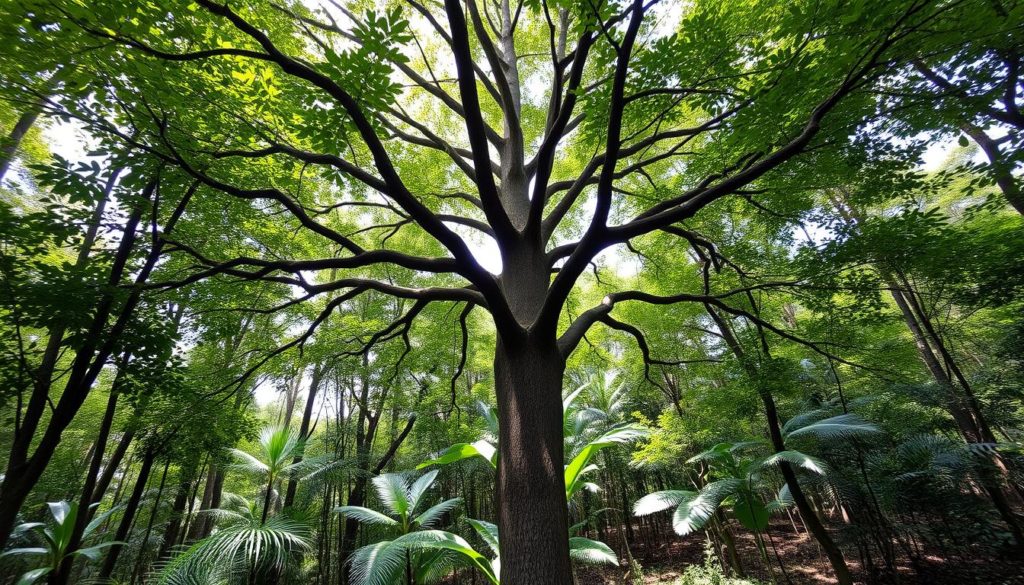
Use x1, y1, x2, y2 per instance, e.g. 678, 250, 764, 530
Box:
98, 449, 157, 581
51, 371, 126, 585
130, 459, 170, 585
284, 363, 325, 507
0, 105, 41, 183
706, 305, 854, 585
187, 466, 217, 541
158, 469, 196, 560
90, 429, 136, 519
339, 416, 416, 559
0, 178, 169, 548
761, 387, 854, 585
493, 335, 573, 585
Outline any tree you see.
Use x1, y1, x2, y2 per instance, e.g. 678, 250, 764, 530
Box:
9, 0, 982, 581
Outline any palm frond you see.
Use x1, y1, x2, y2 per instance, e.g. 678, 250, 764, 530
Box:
372, 473, 411, 518
784, 413, 880, 442
762, 450, 828, 475
781, 408, 829, 435
568, 536, 618, 566
466, 519, 499, 556
633, 490, 694, 516
229, 448, 270, 475
334, 506, 400, 527
349, 540, 406, 585
686, 442, 734, 465
413, 498, 462, 530
407, 470, 439, 514
672, 479, 742, 536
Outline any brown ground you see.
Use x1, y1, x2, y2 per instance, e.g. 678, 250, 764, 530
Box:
574, 520, 1024, 585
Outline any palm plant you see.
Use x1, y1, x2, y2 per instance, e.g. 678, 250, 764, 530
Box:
634, 413, 879, 537
337, 469, 483, 585
345, 514, 618, 585
230, 426, 305, 522
156, 493, 312, 585
0, 501, 121, 585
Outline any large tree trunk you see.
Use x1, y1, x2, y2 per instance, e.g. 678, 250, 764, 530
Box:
493, 335, 572, 585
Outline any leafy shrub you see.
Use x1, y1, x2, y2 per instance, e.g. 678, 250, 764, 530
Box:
678, 547, 765, 585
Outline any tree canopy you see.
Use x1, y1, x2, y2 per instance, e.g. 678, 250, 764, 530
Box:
1, 0, 1023, 584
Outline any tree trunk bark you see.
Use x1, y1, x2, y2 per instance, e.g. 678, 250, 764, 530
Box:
961, 123, 1024, 215
493, 335, 573, 585
158, 468, 196, 560
51, 375, 126, 585
98, 449, 157, 581
0, 105, 41, 183
187, 466, 217, 541
284, 363, 325, 507
760, 387, 854, 585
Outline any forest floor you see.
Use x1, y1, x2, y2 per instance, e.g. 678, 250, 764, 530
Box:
575, 520, 1024, 584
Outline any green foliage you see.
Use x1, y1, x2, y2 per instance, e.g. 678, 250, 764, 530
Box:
156, 501, 312, 585
677, 546, 766, 585
0, 501, 122, 584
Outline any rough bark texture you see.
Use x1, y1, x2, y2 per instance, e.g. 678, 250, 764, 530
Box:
494, 336, 572, 585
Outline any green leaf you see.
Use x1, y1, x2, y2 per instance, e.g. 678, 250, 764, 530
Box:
568, 536, 618, 566
15, 567, 52, 585
0, 547, 49, 558
565, 424, 647, 499
417, 440, 496, 469
633, 490, 694, 516
732, 495, 769, 532
334, 506, 400, 527
72, 541, 125, 561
